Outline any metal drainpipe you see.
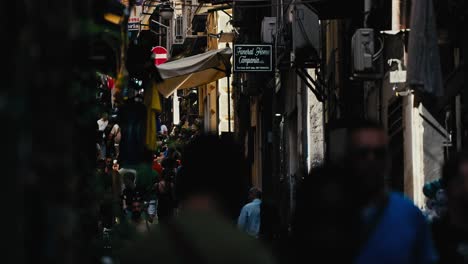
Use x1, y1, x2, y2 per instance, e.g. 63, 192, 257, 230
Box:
363, 0, 371, 117
392, 0, 401, 31
393, 0, 409, 65
364, 0, 371, 27
455, 49, 462, 151
227, 75, 231, 132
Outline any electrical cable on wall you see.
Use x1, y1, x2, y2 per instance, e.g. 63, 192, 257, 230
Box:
373, 36, 384, 61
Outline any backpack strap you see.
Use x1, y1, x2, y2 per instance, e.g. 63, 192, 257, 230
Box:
356, 194, 390, 255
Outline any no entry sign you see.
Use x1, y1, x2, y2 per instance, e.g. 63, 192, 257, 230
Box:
152, 46, 168, 66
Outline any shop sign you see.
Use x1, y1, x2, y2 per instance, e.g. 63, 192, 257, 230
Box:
128, 5, 142, 31
233, 44, 272, 72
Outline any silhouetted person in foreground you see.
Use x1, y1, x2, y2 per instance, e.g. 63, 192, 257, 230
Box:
346, 120, 437, 263
155, 170, 175, 222
293, 120, 438, 263
119, 134, 276, 264
432, 152, 468, 263
292, 165, 361, 262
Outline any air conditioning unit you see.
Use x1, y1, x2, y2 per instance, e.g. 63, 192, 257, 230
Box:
351, 28, 375, 73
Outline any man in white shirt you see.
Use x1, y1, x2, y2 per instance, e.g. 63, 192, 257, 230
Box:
97, 113, 109, 131
109, 116, 121, 159
238, 187, 262, 238
160, 124, 168, 135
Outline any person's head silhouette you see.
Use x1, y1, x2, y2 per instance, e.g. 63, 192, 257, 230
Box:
178, 134, 245, 220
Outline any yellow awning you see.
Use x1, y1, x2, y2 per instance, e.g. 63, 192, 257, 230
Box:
156, 47, 232, 97
140, 3, 156, 30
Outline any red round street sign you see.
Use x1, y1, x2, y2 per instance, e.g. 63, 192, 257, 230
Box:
152, 46, 168, 66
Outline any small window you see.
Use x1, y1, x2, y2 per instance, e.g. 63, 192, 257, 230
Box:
175, 16, 183, 37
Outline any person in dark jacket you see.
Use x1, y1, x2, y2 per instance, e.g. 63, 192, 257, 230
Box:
432, 152, 468, 263
155, 170, 175, 222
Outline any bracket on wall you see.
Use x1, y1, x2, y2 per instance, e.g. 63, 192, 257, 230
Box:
295, 68, 326, 102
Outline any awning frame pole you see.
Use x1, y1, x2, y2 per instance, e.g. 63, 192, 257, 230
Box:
151, 19, 170, 29
217, 51, 233, 133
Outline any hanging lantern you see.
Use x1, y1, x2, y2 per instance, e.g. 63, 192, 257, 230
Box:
159, 2, 174, 20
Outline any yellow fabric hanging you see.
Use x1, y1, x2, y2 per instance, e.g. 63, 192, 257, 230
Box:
145, 82, 162, 151
149, 81, 162, 112
206, 12, 218, 50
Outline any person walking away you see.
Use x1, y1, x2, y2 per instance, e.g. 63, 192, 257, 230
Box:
96, 158, 115, 229
133, 150, 159, 222
160, 123, 168, 136
238, 187, 262, 238
152, 153, 163, 175
432, 152, 468, 263
155, 171, 175, 222
98, 112, 109, 132
292, 165, 362, 263
423, 179, 448, 223
118, 134, 277, 264
162, 147, 178, 172
345, 120, 438, 263
111, 160, 122, 213
97, 112, 109, 159
121, 172, 137, 216
108, 115, 121, 159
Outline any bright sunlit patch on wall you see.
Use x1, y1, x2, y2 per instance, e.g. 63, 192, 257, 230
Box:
104, 13, 122, 25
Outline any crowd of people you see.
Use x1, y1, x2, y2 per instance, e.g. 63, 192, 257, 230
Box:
94, 111, 182, 254
93, 108, 211, 257
93, 117, 468, 264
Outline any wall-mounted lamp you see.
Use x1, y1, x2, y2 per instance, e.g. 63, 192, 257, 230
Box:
158, 2, 174, 20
